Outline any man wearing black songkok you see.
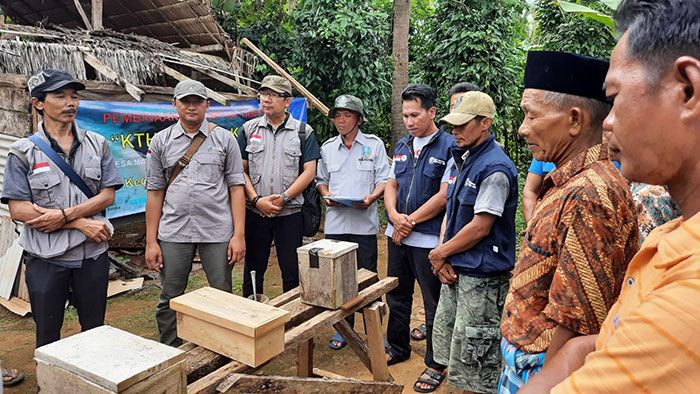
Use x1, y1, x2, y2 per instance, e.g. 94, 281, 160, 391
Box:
497, 51, 639, 393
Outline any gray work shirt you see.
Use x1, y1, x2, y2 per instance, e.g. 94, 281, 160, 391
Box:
1, 123, 123, 264
237, 114, 321, 217
317, 131, 390, 235
146, 119, 245, 243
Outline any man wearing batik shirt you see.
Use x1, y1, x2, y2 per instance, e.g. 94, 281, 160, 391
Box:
498, 51, 639, 393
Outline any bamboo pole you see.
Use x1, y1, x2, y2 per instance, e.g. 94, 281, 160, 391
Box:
240, 37, 329, 116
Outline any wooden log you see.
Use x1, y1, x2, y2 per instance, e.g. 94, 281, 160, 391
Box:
296, 339, 313, 378
73, 0, 93, 30
161, 65, 228, 106
92, 0, 103, 30
284, 277, 398, 349
186, 44, 225, 54
333, 319, 372, 372
215, 374, 403, 394
82, 52, 145, 102
240, 38, 329, 116
364, 302, 391, 382
180, 345, 229, 384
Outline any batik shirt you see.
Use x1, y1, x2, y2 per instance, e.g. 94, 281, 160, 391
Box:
630, 182, 680, 244
501, 144, 639, 353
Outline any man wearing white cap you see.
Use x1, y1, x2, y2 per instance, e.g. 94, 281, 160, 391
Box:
145, 79, 246, 346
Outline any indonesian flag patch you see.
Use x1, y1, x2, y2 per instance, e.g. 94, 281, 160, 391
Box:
250, 134, 263, 141
32, 162, 51, 174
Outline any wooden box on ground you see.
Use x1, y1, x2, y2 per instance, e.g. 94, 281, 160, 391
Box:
34, 325, 186, 394
170, 286, 290, 367
297, 239, 358, 309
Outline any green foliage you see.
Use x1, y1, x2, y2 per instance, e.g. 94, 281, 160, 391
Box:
290, 0, 393, 143
415, 0, 530, 169
532, 0, 616, 59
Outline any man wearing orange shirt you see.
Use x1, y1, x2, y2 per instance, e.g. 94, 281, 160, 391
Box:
520, 0, 700, 392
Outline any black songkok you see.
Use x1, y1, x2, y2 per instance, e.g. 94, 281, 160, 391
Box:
523, 51, 610, 102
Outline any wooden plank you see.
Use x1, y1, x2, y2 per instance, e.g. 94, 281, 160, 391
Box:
35, 326, 185, 392
284, 277, 398, 349
0, 238, 22, 300
162, 65, 228, 105
215, 373, 403, 394
296, 339, 313, 378
196, 67, 257, 96
73, 0, 93, 30
82, 52, 145, 102
187, 361, 248, 394
179, 344, 229, 384
241, 38, 329, 116
91, 0, 103, 30
123, 361, 186, 394
364, 302, 391, 382
0, 296, 30, 316
170, 287, 290, 337
333, 319, 372, 371
37, 360, 111, 394
312, 368, 357, 381
267, 287, 301, 308
186, 44, 224, 53
17, 263, 29, 302
107, 277, 144, 298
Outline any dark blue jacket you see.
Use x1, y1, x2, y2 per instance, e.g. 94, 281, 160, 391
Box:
444, 135, 518, 276
390, 129, 454, 235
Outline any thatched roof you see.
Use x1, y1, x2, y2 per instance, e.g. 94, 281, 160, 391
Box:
0, 0, 233, 53
0, 24, 259, 99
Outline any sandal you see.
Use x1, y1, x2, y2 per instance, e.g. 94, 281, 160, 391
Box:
413, 368, 446, 393
410, 323, 427, 341
327, 332, 347, 350
385, 345, 410, 366
2, 367, 24, 387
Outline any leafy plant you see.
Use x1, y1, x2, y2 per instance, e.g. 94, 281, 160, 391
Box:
559, 0, 620, 36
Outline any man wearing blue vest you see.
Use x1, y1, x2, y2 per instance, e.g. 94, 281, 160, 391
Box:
384, 84, 452, 392
430, 91, 518, 393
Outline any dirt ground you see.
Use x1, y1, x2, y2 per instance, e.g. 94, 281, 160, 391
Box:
0, 235, 461, 394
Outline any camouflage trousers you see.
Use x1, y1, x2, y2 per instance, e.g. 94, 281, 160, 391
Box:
433, 273, 510, 393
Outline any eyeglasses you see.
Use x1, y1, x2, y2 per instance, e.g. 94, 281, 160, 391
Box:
258, 91, 288, 99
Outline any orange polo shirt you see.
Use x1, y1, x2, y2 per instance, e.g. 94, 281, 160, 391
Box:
553, 212, 700, 393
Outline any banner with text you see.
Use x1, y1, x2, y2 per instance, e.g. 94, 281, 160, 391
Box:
75, 99, 308, 218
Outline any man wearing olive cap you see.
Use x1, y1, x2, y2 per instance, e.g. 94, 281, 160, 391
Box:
146, 79, 247, 346
237, 75, 321, 297
428, 91, 518, 393
316, 94, 390, 350
1, 69, 123, 347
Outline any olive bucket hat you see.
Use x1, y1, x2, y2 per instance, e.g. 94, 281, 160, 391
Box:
328, 94, 365, 121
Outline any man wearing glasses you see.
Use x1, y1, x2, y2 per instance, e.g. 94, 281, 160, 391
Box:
237, 75, 321, 297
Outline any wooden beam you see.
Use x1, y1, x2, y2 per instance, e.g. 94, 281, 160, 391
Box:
73, 0, 93, 30
82, 52, 145, 102
333, 319, 372, 372
215, 373, 403, 394
186, 44, 224, 53
180, 344, 229, 384
161, 65, 227, 105
92, 0, 103, 29
312, 369, 357, 381
241, 37, 329, 116
364, 302, 391, 382
197, 68, 257, 96
296, 339, 313, 378
284, 277, 398, 349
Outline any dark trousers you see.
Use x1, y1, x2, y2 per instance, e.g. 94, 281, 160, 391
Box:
386, 240, 445, 370
326, 233, 377, 329
25, 252, 110, 348
243, 210, 303, 297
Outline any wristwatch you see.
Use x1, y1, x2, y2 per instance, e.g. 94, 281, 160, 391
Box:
281, 192, 291, 205
251, 195, 261, 208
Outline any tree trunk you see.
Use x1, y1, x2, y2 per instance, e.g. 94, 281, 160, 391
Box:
390, 0, 410, 151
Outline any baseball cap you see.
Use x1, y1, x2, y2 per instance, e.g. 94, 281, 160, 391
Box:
259, 75, 292, 96
27, 69, 85, 97
174, 80, 208, 100
439, 91, 496, 126
329, 94, 365, 120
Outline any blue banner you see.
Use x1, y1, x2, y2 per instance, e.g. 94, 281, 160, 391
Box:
75, 99, 308, 218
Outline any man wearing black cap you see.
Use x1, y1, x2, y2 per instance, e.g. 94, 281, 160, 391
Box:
146, 79, 246, 346
497, 52, 639, 392
1, 69, 123, 347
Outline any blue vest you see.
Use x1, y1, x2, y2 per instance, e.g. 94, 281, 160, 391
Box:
444, 136, 518, 276
390, 129, 454, 235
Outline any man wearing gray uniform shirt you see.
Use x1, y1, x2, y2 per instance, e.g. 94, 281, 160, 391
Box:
316, 94, 390, 350
1, 69, 123, 347
146, 80, 246, 347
